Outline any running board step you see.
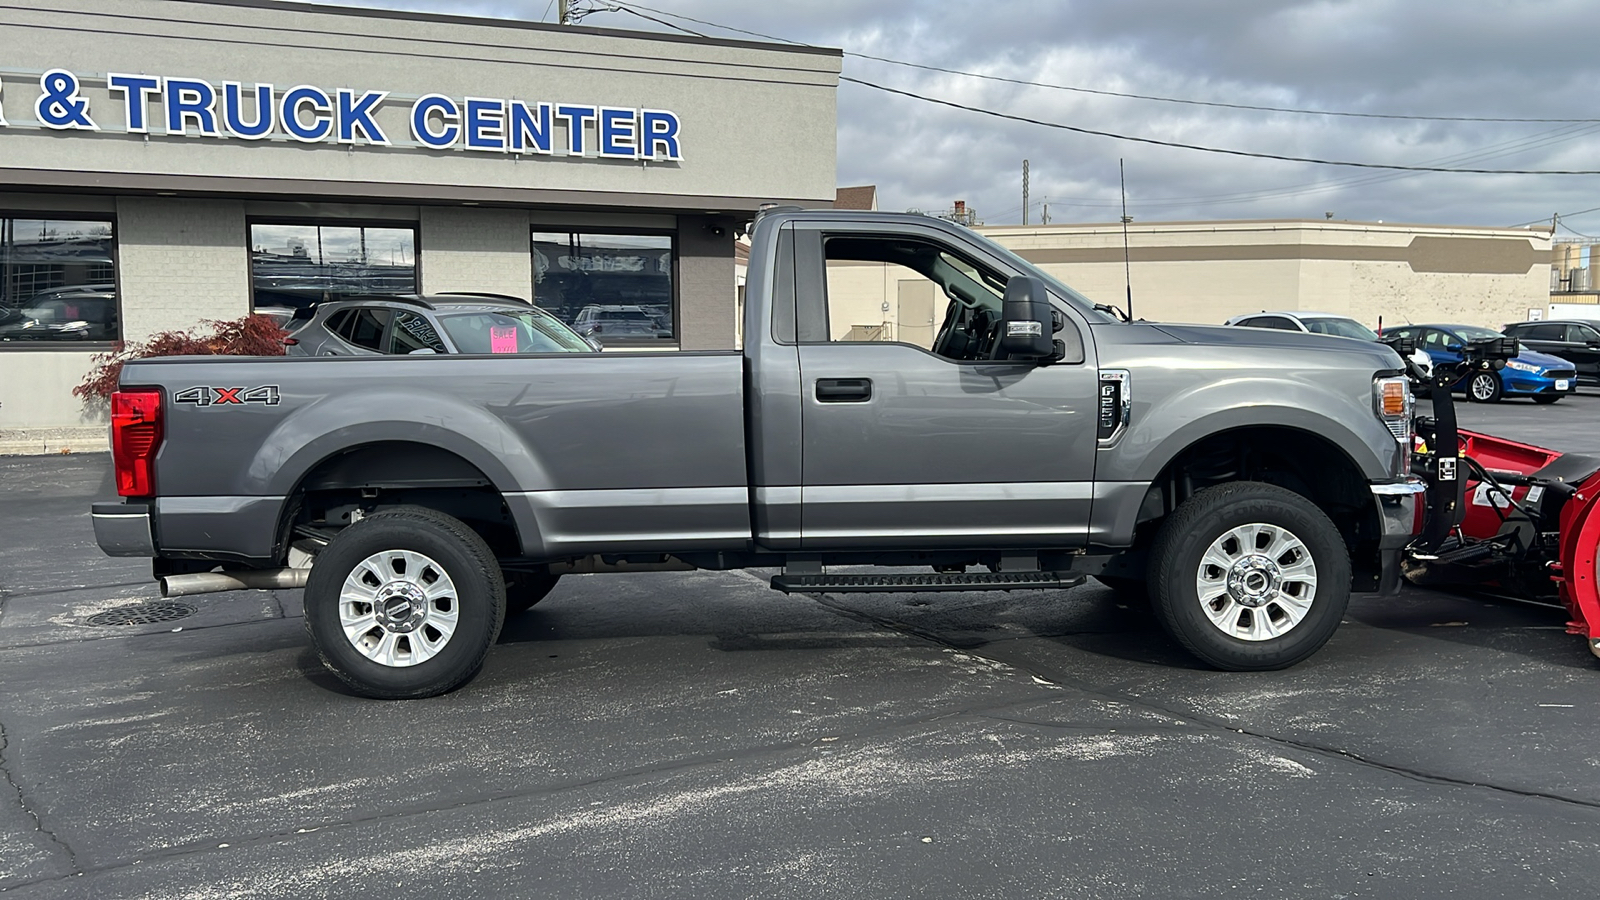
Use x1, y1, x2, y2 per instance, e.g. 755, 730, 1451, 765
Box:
770, 572, 1084, 593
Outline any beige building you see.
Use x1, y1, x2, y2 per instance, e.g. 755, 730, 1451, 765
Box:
820, 217, 1554, 343
0, 0, 840, 451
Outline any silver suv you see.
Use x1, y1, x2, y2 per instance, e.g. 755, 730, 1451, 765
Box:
284, 294, 594, 357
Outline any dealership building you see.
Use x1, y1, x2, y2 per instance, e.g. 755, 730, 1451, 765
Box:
0, 0, 840, 451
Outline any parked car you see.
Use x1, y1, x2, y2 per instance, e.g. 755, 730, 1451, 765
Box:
1381, 324, 1576, 403
572, 304, 668, 343
1501, 320, 1600, 386
285, 294, 594, 357
1224, 311, 1380, 340
0, 289, 119, 342
93, 208, 1428, 698
1224, 311, 1434, 377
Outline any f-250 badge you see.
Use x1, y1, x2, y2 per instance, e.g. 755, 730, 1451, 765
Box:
173, 385, 281, 407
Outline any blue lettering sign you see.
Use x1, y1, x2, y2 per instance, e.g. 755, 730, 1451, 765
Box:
35, 69, 97, 131
281, 85, 332, 142
108, 74, 161, 134
410, 94, 458, 148
598, 107, 637, 159
222, 82, 274, 139
463, 97, 504, 151
336, 88, 389, 145
641, 110, 681, 161
165, 78, 219, 137
555, 104, 597, 155
7, 67, 684, 160
507, 101, 552, 154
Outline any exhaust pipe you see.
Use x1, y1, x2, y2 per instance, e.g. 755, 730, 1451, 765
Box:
161, 568, 309, 598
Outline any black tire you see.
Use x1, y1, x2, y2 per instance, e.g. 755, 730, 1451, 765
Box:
1147, 482, 1350, 671
503, 568, 561, 615
1532, 393, 1562, 404
304, 506, 506, 699
1467, 371, 1503, 403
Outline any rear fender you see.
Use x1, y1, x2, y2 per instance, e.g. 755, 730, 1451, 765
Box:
247, 388, 551, 497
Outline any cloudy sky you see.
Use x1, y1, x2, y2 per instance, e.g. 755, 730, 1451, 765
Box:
316, 0, 1600, 233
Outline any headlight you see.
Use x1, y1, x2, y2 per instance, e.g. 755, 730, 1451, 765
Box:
1373, 375, 1413, 447
1504, 359, 1539, 373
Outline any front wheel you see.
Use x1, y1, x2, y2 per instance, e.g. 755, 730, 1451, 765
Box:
1468, 371, 1503, 403
303, 506, 506, 699
1532, 393, 1563, 404
1148, 482, 1350, 671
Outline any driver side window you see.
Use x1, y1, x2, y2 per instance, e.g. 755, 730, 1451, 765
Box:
819, 234, 1007, 360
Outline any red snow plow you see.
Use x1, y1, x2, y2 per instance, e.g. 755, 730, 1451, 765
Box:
1392, 332, 1600, 659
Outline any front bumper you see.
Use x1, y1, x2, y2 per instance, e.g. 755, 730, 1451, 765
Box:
1371, 478, 1428, 595
1504, 370, 1578, 396
92, 501, 155, 557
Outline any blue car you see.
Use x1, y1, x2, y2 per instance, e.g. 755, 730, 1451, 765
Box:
1384, 324, 1578, 403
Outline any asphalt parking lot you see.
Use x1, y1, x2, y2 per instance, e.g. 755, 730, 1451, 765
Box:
3, 394, 1600, 898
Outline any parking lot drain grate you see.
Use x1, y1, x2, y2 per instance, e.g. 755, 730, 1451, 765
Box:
86, 602, 197, 627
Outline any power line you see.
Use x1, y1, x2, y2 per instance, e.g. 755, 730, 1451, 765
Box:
841, 75, 1600, 175
608, 1, 1596, 125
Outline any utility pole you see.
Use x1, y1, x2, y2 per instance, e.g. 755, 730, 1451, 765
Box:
1042, 203, 1050, 226
1021, 159, 1030, 226
558, 0, 570, 25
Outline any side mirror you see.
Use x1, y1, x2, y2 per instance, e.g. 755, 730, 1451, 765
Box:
407, 347, 437, 355
995, 275, 1053, 360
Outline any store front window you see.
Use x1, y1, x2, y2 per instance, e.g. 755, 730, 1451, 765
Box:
0, 217, 118, 344
531, 231, 674, 344
249, 222, 416, 320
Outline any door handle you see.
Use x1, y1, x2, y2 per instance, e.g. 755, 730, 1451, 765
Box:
815, 377, 873, 403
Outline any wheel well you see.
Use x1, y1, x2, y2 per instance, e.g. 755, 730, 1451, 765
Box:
277, 441, 521, 562
1129, 426, 1382, 588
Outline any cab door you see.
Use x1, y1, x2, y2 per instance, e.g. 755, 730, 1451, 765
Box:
790, 222, 1100, 550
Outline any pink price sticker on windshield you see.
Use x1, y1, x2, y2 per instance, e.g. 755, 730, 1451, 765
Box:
489, 325, 519, 354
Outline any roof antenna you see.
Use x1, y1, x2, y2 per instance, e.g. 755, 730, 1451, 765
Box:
1119, 158, 1134, 321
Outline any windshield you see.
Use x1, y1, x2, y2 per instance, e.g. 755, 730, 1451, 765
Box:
1303, 318, 1379, 340
1452, 325, 1503, 342
439, 309, 592, 354
971, 238, 1119, 323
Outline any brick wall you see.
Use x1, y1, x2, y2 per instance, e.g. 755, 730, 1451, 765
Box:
676, 215, 736, 351
115, 198, 250, 342
419, 207, 534, 300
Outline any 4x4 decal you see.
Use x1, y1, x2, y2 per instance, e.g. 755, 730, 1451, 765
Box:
173, 385, 281, 407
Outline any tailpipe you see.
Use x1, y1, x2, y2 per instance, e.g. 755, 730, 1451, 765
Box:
160, 568, 309, 598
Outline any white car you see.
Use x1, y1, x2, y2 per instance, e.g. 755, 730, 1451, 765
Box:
1225, 311, 1430, 375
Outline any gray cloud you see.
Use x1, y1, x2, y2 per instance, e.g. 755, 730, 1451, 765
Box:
308, 0, 1600, 232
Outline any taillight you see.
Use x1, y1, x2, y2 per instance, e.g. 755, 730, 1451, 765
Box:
111, 389, 163, 497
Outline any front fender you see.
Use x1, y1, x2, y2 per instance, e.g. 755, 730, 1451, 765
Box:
1104, 375, 1398, 484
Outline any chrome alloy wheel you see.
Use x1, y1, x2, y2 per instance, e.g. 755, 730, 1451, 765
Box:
1194, 523, 1317, 641
338, 550, 460, 667
1470, 373, 1497, 401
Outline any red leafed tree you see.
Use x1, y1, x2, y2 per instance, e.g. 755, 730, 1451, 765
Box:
75, 314, 289, 403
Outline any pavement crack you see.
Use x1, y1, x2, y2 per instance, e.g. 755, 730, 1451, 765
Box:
810, 590, 1600, 815
0, 714, 81, 877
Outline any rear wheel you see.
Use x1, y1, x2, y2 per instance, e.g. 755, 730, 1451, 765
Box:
1468, 371, 1503, 403
1532, 393, 1563, 404
303, 506, 505, 699
1148, 482, 1350, 671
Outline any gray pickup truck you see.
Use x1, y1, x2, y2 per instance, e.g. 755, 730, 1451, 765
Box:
93, 208, 1424, 698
